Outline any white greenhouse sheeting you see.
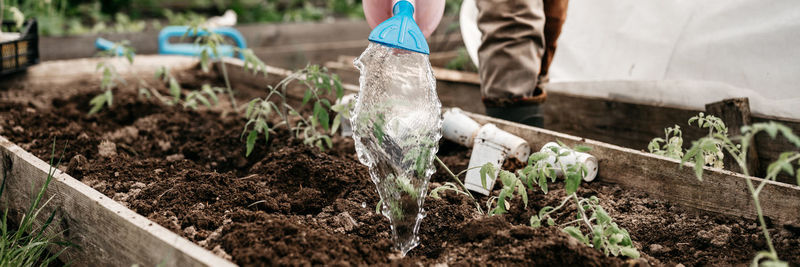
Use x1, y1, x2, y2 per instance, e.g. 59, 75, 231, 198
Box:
460, 0, 800, 119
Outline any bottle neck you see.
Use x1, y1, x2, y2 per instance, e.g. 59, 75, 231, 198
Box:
392, 0, 415, 9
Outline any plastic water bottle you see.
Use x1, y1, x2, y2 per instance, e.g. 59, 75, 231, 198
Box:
351, 42, 442, 256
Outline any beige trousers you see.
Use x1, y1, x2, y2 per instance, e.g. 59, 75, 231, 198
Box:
477, 0, 569, 107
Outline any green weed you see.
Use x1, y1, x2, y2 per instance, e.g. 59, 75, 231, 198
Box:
0, 140, 71, 266
89, 40, 135, 115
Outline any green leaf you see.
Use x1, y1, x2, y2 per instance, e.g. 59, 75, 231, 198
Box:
609, 233, 624, 244
203, 84, 220, 104
528, 152, 549, 164
556, 139, 567, 148
169, 77, 181, 102
125, 51, 134, 65
565, 172, 581, 195
573, 145, 592, 153
499, 170, 515, 185
246, 99, 257, 118
331, 114, 341, 134
495, 190, 508, 215
333, 75, 344, 99
538, 206, 553, 219
547, 218, 555, 226
765, 125, 779, 139
479, 163, 496, 190
694, 152, 705, 180
302, 90, 312, 106
322, 136, 333, 149
88, 94, 106, 115
314, 102, 330, 131
155, 66, 166, 80
430, 185, 449, 199
517, 182, 528, 208
195, 93, 211, 107
538, 170, 549, 194
562, 226, 589, 244
320, 98, 331, 108
778, 124, 800, 147
105, 90, 114, 107
620, 247, 640, 259
595, 207, 611, 225
530, 215, 541, 228
796, 168, 800, 186
592, 226, 604, 249
245, 130, 258, 157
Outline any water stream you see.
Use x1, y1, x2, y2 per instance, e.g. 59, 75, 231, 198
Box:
350, 43, 442, 256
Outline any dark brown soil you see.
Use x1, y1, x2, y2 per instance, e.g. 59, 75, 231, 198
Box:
1, 72, 799, 266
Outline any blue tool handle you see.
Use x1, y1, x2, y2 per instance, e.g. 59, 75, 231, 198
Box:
158, 26, 247, 59
95, 37, 132, 57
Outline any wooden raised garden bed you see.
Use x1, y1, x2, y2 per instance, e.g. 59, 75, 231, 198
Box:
0, 56, 798, 266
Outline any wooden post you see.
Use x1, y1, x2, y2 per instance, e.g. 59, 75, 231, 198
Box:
705, 98, 760, 176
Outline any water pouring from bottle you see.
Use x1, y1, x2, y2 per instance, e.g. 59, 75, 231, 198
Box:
350, 0, 443, 255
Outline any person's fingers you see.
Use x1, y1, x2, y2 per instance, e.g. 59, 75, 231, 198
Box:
364, 0, 393, 30
415, 0, 446, 37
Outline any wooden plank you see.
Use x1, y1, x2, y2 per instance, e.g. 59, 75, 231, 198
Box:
0, 137, 235, 267
705, 98, 760, 175
466, 112, 800, 225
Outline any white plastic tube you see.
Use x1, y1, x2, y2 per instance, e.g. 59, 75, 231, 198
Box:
540, 142, 598, 182
442, 108, 481, 147
463, 124, 531, 196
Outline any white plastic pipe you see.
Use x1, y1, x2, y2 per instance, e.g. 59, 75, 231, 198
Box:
442, 108, 481, 147
463, 124, 531, 196
540, 142, 598, 182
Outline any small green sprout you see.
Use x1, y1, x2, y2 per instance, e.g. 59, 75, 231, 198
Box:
649, 113, 726, 168
680, 119, 800, 266
652, 112, 800, 265
648, 125, 684, 159
187, 22, 275, 112
433, 141, 640, 258
149, 66, 225, 110
242, 65, 345, 156
89, 40, 135, 115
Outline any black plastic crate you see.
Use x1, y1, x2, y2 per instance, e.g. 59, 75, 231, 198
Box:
1, 19, 38, 77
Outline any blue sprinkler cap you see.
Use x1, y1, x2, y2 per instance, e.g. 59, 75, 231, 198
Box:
368, 0, 430, 54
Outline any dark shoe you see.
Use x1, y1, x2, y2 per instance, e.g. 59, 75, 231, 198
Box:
485, 104, 544, 128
